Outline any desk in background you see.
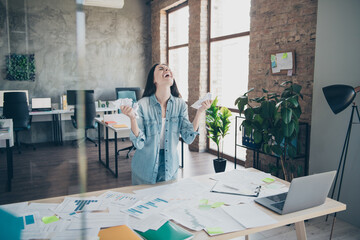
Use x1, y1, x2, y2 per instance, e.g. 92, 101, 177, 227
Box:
25, 169, 346, 240
30, 107, 117, 145
0, 119, 14, 191
95, 115, 131, 177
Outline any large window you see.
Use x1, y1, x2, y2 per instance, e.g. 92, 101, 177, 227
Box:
167, 3, 189, 101
209, 0, 251, 161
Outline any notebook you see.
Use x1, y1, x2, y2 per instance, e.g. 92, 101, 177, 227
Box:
255, 171, 336, 214
98, 225, 142, 240
31, 98, 52, 111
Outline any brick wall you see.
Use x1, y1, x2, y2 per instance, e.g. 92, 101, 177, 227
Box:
246, 0, 318, 169
151, 0, 317, 158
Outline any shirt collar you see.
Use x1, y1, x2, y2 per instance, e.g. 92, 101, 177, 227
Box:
150, 94, 174, 106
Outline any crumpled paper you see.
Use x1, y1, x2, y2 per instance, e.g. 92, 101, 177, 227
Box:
109, 98, 139, 118
191, 92, 212, 109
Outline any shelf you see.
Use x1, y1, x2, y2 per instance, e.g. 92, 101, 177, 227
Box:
234, 115, 310, 177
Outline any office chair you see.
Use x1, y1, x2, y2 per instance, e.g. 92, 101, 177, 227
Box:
115, 87, 140, 158
3, 92, 35, 154
71, 91, 98, 147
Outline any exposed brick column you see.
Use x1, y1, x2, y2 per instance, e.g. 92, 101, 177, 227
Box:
246, 0, 317, 168
187, 0, 208, 152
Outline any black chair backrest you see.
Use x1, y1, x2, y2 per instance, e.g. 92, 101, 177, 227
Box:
74, 91, 96, 129
3, 92, 30, 129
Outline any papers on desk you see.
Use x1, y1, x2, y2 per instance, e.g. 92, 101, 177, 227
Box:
53, 197, 107, 219
223, 203, 278, 228
68, 212, 128, 229
191, 92, 212, 109
98, 191, 139, 209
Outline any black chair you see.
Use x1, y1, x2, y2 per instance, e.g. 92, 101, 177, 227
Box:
71, 91, 97, 147
115, 88, 141, 158
3, 92, 35, 153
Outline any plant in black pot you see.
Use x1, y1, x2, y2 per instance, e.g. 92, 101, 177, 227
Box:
206, 97, 232, 173
235, 81, 302, 181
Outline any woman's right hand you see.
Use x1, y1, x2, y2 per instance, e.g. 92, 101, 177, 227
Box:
120, 106, 136, 120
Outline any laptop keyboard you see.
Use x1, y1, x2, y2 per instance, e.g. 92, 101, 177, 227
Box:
271, 201, 285, 210
267, 192, 287, 202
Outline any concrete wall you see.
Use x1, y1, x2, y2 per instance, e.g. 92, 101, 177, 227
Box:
310, 0, 360, 227
0, 0, 151, 142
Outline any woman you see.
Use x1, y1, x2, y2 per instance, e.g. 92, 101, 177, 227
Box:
120, 63, 212, 185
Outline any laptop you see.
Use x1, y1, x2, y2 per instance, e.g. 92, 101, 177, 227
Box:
255, 171, 336, 214
31, 98, 52, 111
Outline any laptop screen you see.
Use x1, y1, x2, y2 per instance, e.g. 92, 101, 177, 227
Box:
32, 98, 51, 110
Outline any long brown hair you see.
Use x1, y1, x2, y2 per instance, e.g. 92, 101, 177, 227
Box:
142, 63, 182, 98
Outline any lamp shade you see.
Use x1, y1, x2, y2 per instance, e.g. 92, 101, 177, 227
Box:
322, 85, 356, 114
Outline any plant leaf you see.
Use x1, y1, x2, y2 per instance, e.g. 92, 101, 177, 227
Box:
253, 130, 263, 144
281, 107, 292, 124
283, 121, 295, 137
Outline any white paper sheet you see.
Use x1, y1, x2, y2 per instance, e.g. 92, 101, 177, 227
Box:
190, 92, 212, 109
0, 202, 28, 216
124, 196, 170, 219
53, 197, 107, 219
50, 228, 100, 240
129, 213, 168, 232
27, 203, 59, 218
223, 204, 277, 228
109, 98, 139, 117
98, 191, 139, 209
67, 212, 128, 230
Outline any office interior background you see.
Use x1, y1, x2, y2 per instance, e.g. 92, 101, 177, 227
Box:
0, 0, 359, 233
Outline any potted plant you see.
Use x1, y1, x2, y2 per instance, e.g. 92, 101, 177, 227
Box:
235, 81, 302, 181
206, 97, 232, 173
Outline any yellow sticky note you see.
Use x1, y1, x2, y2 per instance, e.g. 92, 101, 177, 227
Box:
199, 199, 208, 205
211, 202, 224, 208
42, 215, 59, 224
207, 227, 224, 234
113, 124, 128, 128
263, 177, 275, 183
282, 52, 288, 59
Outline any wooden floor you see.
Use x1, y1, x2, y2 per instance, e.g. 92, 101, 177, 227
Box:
0, 139, 359, 239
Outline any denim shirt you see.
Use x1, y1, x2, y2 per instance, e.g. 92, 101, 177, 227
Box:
130, 94, 199, 184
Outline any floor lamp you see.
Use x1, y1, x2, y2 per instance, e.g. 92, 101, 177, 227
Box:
322, 84, 360, 239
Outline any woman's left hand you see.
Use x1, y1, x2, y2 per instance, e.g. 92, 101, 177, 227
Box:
198, 100, 212, 113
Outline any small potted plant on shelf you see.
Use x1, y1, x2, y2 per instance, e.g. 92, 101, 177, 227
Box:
235, 81, 302, 181
206, 97, 232, 173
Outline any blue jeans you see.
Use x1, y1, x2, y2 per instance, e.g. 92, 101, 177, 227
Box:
132, 150, 177, 185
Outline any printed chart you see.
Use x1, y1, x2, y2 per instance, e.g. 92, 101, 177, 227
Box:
125, 197, 169, 219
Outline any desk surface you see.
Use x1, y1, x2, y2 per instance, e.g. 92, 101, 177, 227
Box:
30, 107, 117, 115
28, 169, 345, 239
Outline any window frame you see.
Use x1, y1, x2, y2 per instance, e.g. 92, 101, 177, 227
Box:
207, 0, 251, 161
166, 1, 189, 101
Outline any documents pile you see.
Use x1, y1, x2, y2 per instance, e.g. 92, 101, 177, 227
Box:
0, 169, 288, 239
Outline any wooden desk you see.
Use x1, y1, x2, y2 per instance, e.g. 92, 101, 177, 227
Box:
29, 170, 346, 239
0, 119, 14, 191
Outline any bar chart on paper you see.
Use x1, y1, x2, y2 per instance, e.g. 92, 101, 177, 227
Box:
54, 197, 106, 217
125, 197, 169, 219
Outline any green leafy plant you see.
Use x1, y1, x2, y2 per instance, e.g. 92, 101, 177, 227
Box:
235, 81, 303, 181
206, 97, 232, 160
5, 54, 36, 81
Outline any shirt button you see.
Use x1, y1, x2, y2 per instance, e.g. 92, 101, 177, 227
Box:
166, 119, 168, 122
166, 169, 168, 171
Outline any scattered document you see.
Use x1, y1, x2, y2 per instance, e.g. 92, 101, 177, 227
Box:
27, 203, 59, 218
54, 197, 107, 219
98, 191, 139, 208
67, 212, 128, 230
50, 228, 100, 240
0, 202, 28, 216
125, 197, 170, 219
191, 92, 212, 109
129, 213, 168, 232
223, 204, 277, 228
98, 225, 142, 240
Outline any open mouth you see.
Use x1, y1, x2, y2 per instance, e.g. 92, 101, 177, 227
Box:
164, 73, 171, 78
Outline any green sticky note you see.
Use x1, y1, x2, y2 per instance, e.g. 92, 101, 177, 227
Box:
263, 177, 275, 183
282, 52, 288, 59
206, 227, 224, 234
211, 202, 224, 208
199, 204, 212, 210
42, 216, 59, 224
271, 54, 276, 61
199, 199, 208, 205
